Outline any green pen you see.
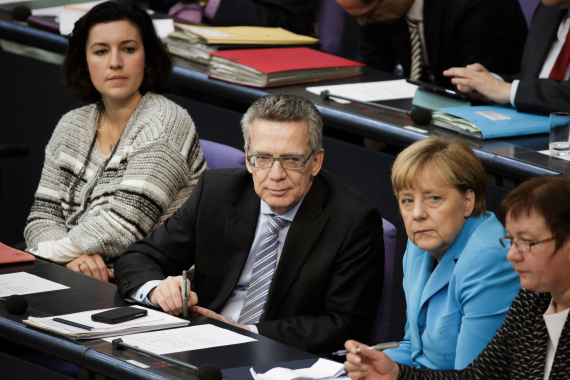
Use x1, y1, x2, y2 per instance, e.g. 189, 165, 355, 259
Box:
183, 270, 188, 317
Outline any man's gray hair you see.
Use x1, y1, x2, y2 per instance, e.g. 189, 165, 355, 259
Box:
241, 93, 323, 151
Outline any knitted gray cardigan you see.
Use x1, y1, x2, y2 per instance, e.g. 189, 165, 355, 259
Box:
24, 93, 207, 261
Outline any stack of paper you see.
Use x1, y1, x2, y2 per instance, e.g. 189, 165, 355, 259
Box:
174, 25, 318, 45
168, 26, 318, 66
251, 359, 345, 380
24, 306, 188, 339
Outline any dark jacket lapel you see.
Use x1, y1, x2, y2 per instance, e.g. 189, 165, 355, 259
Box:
522, 5, 565, 78
209, 184, 260, 312
423, 0, 442, 78
261, 175, 329, 321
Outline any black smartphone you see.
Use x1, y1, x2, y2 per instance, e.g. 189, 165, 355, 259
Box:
91, 306, 148, 324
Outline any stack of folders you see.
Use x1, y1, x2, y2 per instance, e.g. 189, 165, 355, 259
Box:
167, 24, 318, 65
207, 47, 364, 87
431, 106, 550, 140
24, 306, 188, 339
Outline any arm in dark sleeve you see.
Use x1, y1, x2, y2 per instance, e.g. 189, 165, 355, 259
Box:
359, 24, 398, 72
256, 207, 384, 355
114, 171, 206, 298
211, 0, 319, 36
514, 78, 570, 114
455, 0, 527, 75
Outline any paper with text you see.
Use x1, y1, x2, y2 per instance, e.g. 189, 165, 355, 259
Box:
104, 324, 257, 354
0, 272, 69, 297
306, 80, 418, 104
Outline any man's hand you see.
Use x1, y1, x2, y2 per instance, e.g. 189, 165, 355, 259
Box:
149, 276, 198, 316
443, 63, 512, 104
66, 254, 114, 282
344, 340, 399, 380
190, 306, 251, 331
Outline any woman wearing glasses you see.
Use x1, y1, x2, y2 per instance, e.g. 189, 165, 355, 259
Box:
379, 137, 519, 370
24, 2, 206, 281
344, 174, 570, 379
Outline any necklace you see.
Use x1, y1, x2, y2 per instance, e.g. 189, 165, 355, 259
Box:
68, 106, 123, 216
97, 108, 123, 153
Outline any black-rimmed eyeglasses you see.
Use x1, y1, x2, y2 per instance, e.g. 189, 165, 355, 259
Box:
247, 150, 315, 170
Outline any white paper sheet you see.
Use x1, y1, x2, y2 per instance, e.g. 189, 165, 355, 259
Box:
0, 272, 69, 297
28, 305, 186, 335
251, 359, 345, 380
306, 80, 418, 104
103, 324, 257, 354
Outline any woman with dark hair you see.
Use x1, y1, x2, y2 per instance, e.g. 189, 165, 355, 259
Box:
24, 1, 206, 281
344, 175, 570, 379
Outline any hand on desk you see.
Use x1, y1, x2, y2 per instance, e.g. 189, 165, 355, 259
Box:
190, 306, 251, 331
344, 340, 399, 380
66, 254, 114, 282
149, 276, 198, 316
443, 63, 511, 104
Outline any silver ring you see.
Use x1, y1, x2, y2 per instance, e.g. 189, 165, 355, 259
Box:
77, 261, 84, 267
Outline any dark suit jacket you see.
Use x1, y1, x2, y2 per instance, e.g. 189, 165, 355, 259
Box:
114, 168, 384, 354
398, 289, 570, 380
360, 0, 528, 87
150, 0, 319, 37
514, 4, 570, 114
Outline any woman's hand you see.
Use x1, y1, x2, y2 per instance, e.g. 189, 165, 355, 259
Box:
66, 254, 114, 282
344, 340, 400, 380
443, 63, 511, 104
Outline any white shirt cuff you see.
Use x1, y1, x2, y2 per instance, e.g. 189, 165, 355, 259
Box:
247, 324, 258, 334
132, 280, 162, 306
37, 237, 84, 264
510, 80, 520, 107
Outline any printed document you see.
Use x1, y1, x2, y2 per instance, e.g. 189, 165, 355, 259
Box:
0, 272, 69, 297
306, 80, 418, 103
104, 324, 257, 354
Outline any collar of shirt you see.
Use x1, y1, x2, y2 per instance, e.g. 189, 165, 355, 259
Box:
406, 0, 423, 22
259, 199, 302, 222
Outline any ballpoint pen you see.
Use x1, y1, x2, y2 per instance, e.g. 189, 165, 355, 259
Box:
332, 342, 399, 356
183, 270, 188, 318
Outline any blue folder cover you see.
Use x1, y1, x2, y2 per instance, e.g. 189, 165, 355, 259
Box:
438, 106, 550, 140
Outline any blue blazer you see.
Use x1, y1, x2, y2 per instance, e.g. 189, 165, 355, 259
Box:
384, 212, 520, 370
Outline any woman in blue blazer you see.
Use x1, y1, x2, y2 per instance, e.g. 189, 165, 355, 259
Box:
384, 137, 520, 370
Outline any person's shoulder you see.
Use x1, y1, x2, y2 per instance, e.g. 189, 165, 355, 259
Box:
455, 213, 512, 271
49, 103, 98, 145
136, 93, 194, 131
316, 169, 379, 215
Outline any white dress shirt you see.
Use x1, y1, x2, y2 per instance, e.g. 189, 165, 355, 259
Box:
511, 10, 570, 105
132, 199, 303, 333
543, 299, 570, 380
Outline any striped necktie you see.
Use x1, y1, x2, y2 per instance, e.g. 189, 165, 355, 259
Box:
405, 16, 422, 81
238, 215, 288, 324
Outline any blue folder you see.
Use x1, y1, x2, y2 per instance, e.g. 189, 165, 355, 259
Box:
438, 106, 550, 140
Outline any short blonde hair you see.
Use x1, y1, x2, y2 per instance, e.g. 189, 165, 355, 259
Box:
391, 137, 487, 217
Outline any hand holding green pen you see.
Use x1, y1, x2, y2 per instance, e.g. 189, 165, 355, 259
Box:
183, 270, 188, 318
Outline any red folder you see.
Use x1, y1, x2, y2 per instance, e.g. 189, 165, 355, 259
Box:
208, 47, 364, 87
210, 47, 364, 73
0, 242, 36, 264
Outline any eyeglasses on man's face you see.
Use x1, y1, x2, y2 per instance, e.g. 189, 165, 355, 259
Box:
354, 0, 382, 25
247, 150, 315, 170
499, 236, 556, 252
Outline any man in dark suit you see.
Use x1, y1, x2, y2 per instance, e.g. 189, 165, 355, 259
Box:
444, 1, 570, 114
114, 94, 384, 354
335, 0, 528, 88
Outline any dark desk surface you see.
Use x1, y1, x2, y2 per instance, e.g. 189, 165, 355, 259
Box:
0, 260, 314, 380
